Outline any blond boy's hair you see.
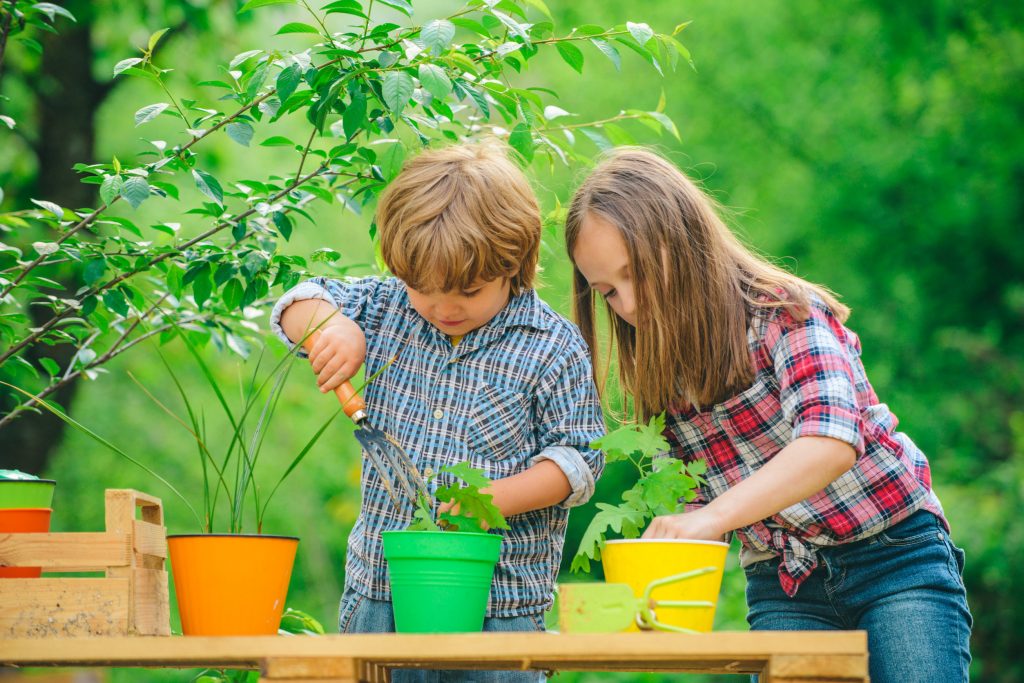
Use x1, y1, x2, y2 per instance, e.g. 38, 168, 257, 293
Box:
377, 140, 540, 295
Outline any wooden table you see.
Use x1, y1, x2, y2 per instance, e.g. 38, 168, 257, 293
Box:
0, 632, 869, 682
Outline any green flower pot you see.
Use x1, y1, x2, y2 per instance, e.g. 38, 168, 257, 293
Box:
382, 530, 501, 633
0, 479, 56, 509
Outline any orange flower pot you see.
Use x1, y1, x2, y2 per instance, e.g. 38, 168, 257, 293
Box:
168, 534, 299, 635
0, 507, 52, 578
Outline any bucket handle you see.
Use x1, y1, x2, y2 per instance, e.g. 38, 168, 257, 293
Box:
636, 566, 719, 634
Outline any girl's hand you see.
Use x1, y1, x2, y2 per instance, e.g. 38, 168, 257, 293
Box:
308, 320, 366, 393
641, 508, 729, 542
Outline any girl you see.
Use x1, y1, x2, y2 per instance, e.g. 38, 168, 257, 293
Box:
565, 148, 972, 683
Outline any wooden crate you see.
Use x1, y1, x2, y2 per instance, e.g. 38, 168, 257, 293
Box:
0, 489, 170, 638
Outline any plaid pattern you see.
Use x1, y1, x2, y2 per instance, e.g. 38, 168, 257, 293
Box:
271, 276, 605, 617
667, 297, 945, 597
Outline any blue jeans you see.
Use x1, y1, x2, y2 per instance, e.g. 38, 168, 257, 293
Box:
744, 509, 972, 683
338, 586, 547, 682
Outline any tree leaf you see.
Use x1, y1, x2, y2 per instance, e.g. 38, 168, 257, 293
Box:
148, 27, 170, 52
121, 177, 151, 209
276, 22, 321, 35
134, 103, 170, 126
0, 115, 14, 129
30, 3, 76, 22
591, 413, 670, 462
260, 135, 297, 147
555, 41, 584, 74
30, 199, 63, 220
342, 87, 367, 139
376, 141, 406, 180
191, 264, 213, 308
38, 357, 60, 377
226, 121, 255, 147
382, 71, 414, 114
276, 64, 303, 103
376, 0, 412, 17
420, 19, 456, 55
222, 278, 244, 311
238, 0, 296, 12
113, 57, 143, 77
192, 169, 224, 206
272, 211, 293, 240
590, 38, 621, 71
100, 175, 123, 205
508, 123, 534, 163
83, 257, 107, 285
626, 21, 654, 47
417, 63, 452, 99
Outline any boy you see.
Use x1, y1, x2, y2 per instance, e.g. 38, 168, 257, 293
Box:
271, 141, 604, 682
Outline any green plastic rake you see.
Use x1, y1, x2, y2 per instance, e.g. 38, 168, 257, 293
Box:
557, 566, 719, 634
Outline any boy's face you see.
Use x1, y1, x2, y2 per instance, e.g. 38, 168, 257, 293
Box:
406, 277, 511, 336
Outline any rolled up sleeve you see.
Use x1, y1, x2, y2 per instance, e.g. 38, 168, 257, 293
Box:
269, 276, 387, 354
767, 306, 865, 458
532, 341, 606, 508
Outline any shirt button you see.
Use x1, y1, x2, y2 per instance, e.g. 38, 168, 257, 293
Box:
433, 409, 444, 420
423, 467, 434, 478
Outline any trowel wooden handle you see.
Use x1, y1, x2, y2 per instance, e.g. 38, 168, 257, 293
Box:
303, 331, 366, 422
334, 380, 366, 420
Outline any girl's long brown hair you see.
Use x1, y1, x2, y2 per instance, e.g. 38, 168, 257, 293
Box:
565, 147, 849, 419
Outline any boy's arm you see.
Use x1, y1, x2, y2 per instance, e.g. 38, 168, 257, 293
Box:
496, 338, 606, 515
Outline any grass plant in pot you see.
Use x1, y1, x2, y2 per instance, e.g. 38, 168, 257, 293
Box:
382, 460, 510, 634
6, 326, 344, 635
571, 414, 728, 633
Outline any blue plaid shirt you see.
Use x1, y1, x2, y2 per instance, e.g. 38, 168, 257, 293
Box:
271, 276, 605, 617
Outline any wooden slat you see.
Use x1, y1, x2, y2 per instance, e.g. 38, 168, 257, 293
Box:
133, 519, 167, 559
0, 578, 129, 637
766, 654, 867, 680
262, 657, 358, 678
0, 532, 129, 570
0, 632, 868, 669
130, 568, 170, 636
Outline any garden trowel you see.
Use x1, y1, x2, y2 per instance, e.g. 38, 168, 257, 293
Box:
557, 567, 719, 634
303, 333, 429, 510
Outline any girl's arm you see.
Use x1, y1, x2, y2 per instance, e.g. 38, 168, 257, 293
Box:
642, 435, 856, 540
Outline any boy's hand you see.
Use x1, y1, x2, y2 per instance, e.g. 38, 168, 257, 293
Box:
308, 318, 366, 393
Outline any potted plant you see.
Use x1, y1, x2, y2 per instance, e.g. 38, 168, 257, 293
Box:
4, 326, 346, 635
381, 460, 510, 634
571, 414, 728, 633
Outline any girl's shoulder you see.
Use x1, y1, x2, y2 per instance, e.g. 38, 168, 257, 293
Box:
749, 292, 856, 355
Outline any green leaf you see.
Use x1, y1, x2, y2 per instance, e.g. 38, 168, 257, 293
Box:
322, 0, 366, 17
260, 135, 297, 147
30, 3, 76, 22
148, 27, 170, 52
276, 64, 303, 103
83, 257, 107, 285
38, 357, 60, 377
0, 115, 14, 130
238, 0, 296, 12
591, 413, 670, 463
102, 289, 129, 317
191, 264, 213, 308
100, 175, 123, 205
272, 211, 293, 240
382, 71, 414, 114
508, 123, 534, 163
590, 38, 621, 71
113, 58, 143, 77
555, 41, 584, 74
420, 19, 456, 54
376, 0, 412, 17
226, 121, 255, 147
626, 21, 654, 47
222, 278, 244, 311
120, 177, 150, 209
134, 103, 170, 126
376, 141, 406, 180
30, 199, 63, 220
440, 460, 492, 489
570, 502, 647, 573
342, 87, 367, 140
417, 63, 452, 99
192, 169, 224, 206
276, 22, 321, 35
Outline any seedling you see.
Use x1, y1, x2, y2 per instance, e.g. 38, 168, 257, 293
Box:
408, 460, 510, 534
572, 413, 707, 572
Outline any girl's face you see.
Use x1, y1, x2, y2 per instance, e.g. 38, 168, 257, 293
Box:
572, 212, 637, 326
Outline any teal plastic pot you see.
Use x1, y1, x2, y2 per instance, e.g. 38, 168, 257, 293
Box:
0, 479, 56, 508
382, 530, 501, 633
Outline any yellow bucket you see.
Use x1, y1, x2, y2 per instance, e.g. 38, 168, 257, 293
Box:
602, 539, 729, 632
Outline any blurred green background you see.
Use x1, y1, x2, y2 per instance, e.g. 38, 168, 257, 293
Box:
2, 1, 1022, 681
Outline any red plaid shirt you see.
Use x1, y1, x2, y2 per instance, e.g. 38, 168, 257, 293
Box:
666, 297, 945, 597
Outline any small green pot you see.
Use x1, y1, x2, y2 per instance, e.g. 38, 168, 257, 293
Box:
0, 479, 56, 508
383, 530, 501, 633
